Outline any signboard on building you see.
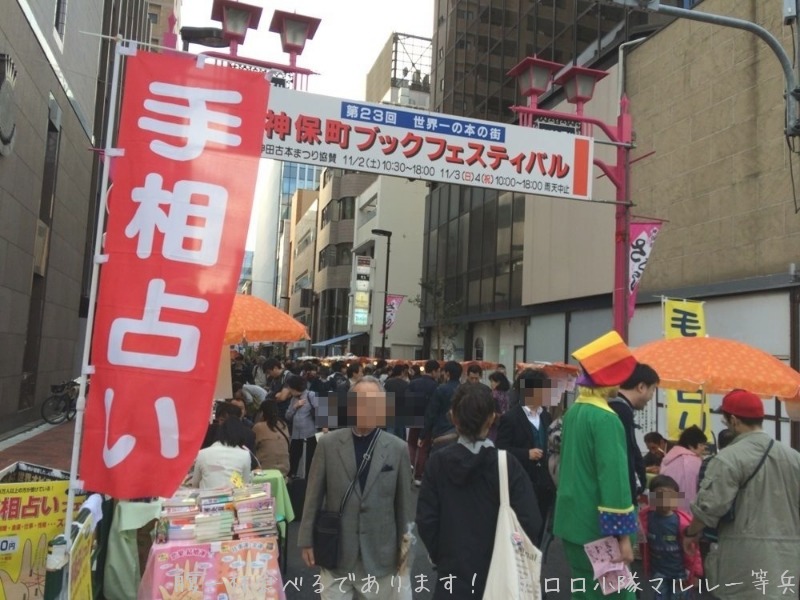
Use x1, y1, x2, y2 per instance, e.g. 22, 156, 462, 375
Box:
263, 87, 594, 202
535, 116, 582, 135
352, 256, 373, 327
355, 256, 372, 290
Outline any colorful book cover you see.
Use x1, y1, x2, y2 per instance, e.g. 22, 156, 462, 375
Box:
215, 538, 283, 600
150, 543, 218, 599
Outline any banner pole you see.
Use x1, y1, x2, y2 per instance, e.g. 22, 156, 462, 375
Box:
63, 38, 133, 542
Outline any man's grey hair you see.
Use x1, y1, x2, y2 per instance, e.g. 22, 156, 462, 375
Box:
351, 375, 385, 392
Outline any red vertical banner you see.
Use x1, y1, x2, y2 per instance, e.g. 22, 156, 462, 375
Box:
380, 294, 406, 333
79, 50, 269, 498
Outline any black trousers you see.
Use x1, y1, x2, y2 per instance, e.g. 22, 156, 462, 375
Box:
533, 484, 556, 545
289, 436, 317, 478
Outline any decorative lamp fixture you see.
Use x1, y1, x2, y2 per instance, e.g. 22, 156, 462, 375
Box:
179, 26, 229, 49
269, 10, 321, 66
507, 56, 563, 108
211, 0, 263, 44
555, 65, 608, 115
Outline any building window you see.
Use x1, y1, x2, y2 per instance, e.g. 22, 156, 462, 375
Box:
360, 194, 378, 225
318, 245, 332, 270
321, 202, 338, 228
440, 78, 445, 91
318, 243, 352, 271
336, 243, 352, 266
54, 0, 68, 38
148, 12, 158, 24
474, 337, 484, 361
339, 196, 355, 220
296, 230, 313, 255
294, 270, 310, 292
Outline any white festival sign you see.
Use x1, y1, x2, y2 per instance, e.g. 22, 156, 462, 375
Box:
263, 86, 594, 201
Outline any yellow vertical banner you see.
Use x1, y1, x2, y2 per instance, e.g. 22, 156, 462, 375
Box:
68, 516, 94, 600
664, 299, 712, 439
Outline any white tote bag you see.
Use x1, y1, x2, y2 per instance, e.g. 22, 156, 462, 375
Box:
483, 450, 543, 600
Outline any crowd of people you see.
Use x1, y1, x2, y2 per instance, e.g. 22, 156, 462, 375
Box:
188, 339, 800, 600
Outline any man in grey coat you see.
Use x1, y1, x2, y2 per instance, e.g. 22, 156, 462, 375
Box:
683, 389, 800, 599
299, 376, 414, 599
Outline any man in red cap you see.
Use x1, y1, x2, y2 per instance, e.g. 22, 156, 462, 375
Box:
682, 389, 800, 598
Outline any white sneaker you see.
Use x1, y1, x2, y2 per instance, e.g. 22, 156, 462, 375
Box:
413, 479, 422, 487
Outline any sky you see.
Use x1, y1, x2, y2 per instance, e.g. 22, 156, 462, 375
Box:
180, 0, 435, 101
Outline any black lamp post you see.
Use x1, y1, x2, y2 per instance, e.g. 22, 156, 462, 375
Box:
372, 229, 392, 359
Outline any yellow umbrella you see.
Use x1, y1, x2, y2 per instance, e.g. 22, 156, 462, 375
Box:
632, 336, 800, 399
223, 294, 309, 345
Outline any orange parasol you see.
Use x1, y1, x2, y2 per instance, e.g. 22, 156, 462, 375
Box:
224, 294, 309, 345
632, 336, 800, 399
515, 362, 580, 378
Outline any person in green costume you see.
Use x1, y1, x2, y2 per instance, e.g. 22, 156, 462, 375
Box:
554, 331, 639, 599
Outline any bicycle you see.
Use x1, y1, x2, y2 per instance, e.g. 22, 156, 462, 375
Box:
41, 379, 83, 424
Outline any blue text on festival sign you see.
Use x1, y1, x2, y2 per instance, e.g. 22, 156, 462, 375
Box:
341, 102, 506, 143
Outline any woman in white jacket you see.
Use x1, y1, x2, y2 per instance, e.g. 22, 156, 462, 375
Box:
192, 417, 252, 489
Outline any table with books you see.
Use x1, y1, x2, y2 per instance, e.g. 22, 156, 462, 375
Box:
137, 484, 286, 600
250, 469, 295, 526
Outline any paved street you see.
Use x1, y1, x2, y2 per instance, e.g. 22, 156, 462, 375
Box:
281, 504, 576, 600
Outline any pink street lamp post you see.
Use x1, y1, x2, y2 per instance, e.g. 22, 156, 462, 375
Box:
210, 0, 262, 55
179, 2, 320, 90
269, 10, 321, 69
509, 57, 634, 342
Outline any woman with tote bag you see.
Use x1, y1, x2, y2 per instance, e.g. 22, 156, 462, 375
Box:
416, 383, 542, 599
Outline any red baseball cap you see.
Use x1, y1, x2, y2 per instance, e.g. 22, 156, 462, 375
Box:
721, 389, 764, 419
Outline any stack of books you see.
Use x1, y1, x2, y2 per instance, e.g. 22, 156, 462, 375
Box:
194, 511, 235, 542
232, 485, 278, 539
195, 489, 235, 542
159, 490, 200, 542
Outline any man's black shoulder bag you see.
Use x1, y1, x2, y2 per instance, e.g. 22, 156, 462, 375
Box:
312, 430, 381, 569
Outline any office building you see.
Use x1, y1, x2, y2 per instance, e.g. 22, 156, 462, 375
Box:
146, 0, 180, 47
310, 168, 376, 355
422, 0, 684, 362
1, 0, 151, 433
287, 193, 319, 358
330, 32, 432, 359
623, 0, 800, 447
350, 176, 428, 359
252, 161, 322, 306
366, 32, 432, 110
